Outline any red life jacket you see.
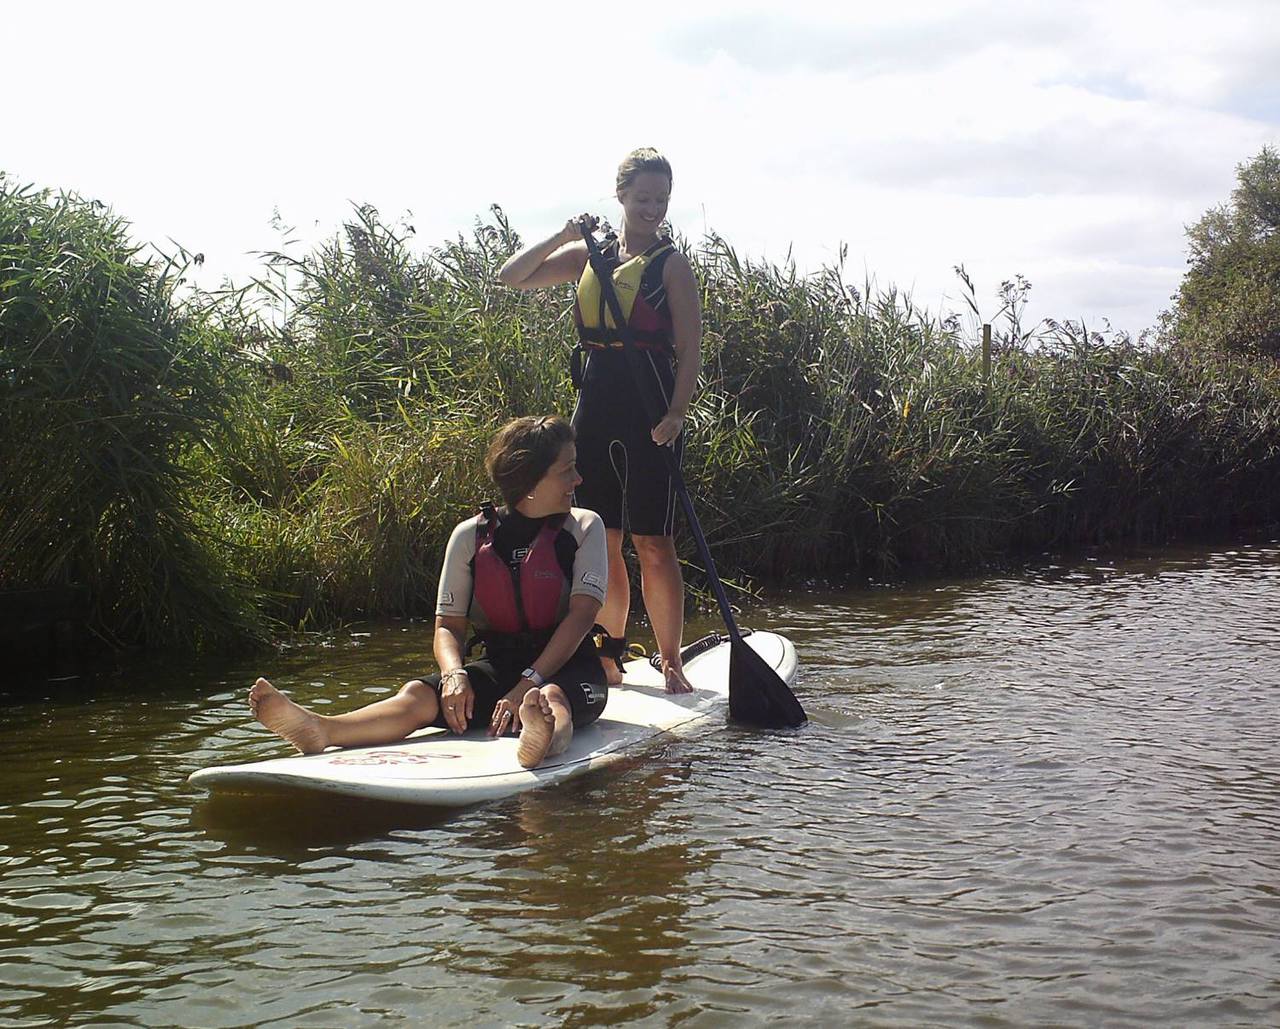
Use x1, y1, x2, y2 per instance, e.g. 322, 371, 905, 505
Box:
470, 505, 570, 635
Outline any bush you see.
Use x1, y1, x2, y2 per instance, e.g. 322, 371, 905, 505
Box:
0, 178, 257, 649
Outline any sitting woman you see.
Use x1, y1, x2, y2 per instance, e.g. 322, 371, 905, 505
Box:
248, 414, 609, 769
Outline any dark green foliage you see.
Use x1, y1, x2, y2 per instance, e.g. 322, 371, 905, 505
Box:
194, 204, 582, 631
1173, 146, 1280, 359
5, 176, 1280, 657
691, 234, 1280, 578
0, 179, 258, 649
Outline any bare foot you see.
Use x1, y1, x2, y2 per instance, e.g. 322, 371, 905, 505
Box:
600, 655, 623, 685
248, 678, 328, 754
545, 706, 574, 758
663, 661, 694, 695
516, 690, 556, 768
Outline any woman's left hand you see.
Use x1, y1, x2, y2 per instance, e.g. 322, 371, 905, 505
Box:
488, 682, 532, 737
488, 697, 519, 737
651, 411, 685, 448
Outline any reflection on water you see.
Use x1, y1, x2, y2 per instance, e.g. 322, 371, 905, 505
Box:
2, 542, 1279, 1025
193, 793, 464, 848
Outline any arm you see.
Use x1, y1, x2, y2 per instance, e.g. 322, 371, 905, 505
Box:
527, 594, 604, 684
498, 216, 593, 290
652, 250, 703, 447
434, 518, 477, 734
433, 615, 470, 671
490, 594, 602, 736
434, 614, 473, 734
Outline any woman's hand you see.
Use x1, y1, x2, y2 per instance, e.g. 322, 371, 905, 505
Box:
562, 213, 598, 244
439, 669, 474, 735
488, 680, 536, 737
651, 410, 685, 448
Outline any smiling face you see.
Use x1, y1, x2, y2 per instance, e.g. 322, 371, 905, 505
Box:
520, 442, 582, 517
617, 170, 671, 239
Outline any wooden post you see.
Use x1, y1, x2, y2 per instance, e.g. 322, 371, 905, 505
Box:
982, 323, 992, 384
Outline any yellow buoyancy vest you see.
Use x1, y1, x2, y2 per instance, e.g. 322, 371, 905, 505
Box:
575, 237, 676, 349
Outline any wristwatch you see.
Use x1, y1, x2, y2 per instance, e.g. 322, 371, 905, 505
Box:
520, 667, 545, 687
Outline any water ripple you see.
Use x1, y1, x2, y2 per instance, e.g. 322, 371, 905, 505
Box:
3, 544, 1280, 1025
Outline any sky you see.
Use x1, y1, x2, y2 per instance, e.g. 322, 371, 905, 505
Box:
5, 0, 1278, 337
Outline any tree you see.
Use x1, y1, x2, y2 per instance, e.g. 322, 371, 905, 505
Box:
1173, 146, 1280, 359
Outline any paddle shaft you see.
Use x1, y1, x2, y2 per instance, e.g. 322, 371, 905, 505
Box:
576, 225, 743, 640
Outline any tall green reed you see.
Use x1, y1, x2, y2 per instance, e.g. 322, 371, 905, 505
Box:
0, 179, 258, 649
6, 185, 1280, 655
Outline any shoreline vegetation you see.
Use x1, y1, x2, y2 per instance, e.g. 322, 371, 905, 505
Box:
3, 166, 1279, 658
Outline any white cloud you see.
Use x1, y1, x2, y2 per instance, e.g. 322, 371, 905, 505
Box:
3, 0, 1277, 334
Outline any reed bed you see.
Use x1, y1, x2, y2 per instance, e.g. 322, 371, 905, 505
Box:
0, 180, 258, 650
3, 183, 1279, 652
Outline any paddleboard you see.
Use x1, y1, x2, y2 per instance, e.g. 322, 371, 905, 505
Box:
188, 631, 798, 807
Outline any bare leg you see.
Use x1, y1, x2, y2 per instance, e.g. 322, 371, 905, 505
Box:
598, 527, 629, 685
633, 534, 693, 694
249, 677, 440, 754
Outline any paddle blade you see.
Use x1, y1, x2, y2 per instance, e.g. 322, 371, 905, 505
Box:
728, 637, 806, 728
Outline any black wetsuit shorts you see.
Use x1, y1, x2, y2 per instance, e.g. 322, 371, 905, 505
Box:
571, 347, 683, 538
423, 636, 607, 732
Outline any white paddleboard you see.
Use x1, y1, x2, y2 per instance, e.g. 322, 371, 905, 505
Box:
189, 631, 798, 807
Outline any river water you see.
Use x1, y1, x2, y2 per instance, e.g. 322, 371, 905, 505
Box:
2, 541, 1278, 1026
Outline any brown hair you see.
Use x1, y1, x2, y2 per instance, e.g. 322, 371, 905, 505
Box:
616, 147, 673, 196
484, 415, 575, 507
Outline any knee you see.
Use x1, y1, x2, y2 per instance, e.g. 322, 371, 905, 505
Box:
633, 534, 676, 565
605, 529, 626, 561
399, 679, 438, 710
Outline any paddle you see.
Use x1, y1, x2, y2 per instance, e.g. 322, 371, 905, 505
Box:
577, 221, 806, 728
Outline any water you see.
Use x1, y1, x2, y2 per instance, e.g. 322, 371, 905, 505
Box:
2, 543, 1279, 1026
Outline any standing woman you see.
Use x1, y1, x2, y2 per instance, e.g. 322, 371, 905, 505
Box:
499, 148, 701, 694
